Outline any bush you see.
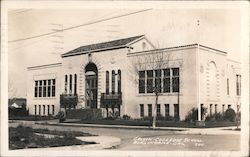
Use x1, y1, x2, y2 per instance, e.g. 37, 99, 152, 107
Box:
185, 108, 198, 122
165, 115, 175, 121
205, 112, 224, 122
122, 114, 131, 120
224, 108, 236, 122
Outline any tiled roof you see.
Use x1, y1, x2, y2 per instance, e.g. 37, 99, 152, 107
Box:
62, 35, 144, 57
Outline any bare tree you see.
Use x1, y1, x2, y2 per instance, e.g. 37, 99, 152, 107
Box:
130, 50, 176, 129
8, 79, 18, 106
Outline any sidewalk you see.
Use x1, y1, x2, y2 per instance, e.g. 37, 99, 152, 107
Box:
32, 120, 241, 135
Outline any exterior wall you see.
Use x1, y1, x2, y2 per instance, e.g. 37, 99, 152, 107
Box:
126, 47, 198, 120
199, 48, 240, 117
26, 63, 62, 116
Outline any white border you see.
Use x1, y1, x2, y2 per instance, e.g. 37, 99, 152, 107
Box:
1, 1, 249, 157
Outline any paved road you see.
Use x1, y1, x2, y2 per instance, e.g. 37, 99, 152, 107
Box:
9, 122, 240, 151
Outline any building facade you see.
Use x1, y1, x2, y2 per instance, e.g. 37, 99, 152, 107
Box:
26, 35, 241, 120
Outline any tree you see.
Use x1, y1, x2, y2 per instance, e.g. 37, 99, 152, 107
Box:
130, 49, 182, 128
8, 79, 18, 106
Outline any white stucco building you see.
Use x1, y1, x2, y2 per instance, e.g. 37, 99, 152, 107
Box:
26, 35, 241, 120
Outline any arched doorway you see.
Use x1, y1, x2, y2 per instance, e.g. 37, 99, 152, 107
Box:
85, 63, 98, 108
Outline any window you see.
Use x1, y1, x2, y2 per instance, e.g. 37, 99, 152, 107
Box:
165, 104, 169, 117
148, 104, 152, 117
39, 81, 42, 97
157, 104, 161, 117
228, 104, 231, 109
48, 80, 51, 97
172, 68, 179, 92
210, 104, 213, 115
74, 74, 77, 94
146, 70, 153, 93
163, 69, 170, 93
227, 78, 229, 95
69, 74, 72, 94
215, 104, 217, 114
139, 71, 145, 93
43, 105, 45, 115
174, 104, 179, 120
65, 75, 68, 93
39, 105, 41, 115
236, 75, 241, 96
47, 105, 50, 115
34, 81, 38, 97
140, 104, 144, 117
106, 71, 109, 93
118, 70, 121, 94
34, 105, 37, 115
155, 69, 161, 93
43, 80, 47, 97
201, 104, 204, 120
52, 79, 56, 97
112, 70, 115, 94
52, 105, 55, 115
222, 104, 225, 115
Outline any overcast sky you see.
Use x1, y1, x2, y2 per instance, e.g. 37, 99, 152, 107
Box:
8, 8, 242, 98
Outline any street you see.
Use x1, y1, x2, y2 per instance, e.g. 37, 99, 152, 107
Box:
9, 122, 240, 151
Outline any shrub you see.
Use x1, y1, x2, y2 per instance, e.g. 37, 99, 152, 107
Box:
224, 108, 236, 122
205, 112, 224, 122
165, 115, 175, 121
184, 108, 198, 122
156, 114, 165, 121
122, 114, 131, 120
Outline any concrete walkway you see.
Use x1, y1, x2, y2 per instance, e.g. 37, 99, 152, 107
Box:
31, 120, 241, 135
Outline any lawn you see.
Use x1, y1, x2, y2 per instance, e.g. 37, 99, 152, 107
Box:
9, 125, 96, 150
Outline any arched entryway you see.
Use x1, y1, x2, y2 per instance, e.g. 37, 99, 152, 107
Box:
85, 63, 98, 108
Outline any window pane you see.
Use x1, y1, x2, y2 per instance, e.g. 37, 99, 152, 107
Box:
148, 104, 152, 117
139, 71, 145, 78
163, 78, 170, 93
165, 104, 169, 117
172, 68, 179, 76
106, 71, 109, 94
140, 104, 144, 117
172, 77, 179, 92
164, 69, 170, 77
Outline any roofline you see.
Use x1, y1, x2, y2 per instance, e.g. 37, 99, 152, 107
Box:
61, 45, 128, 58
27, 63, 62, 70
127, 43, 228, 56
61, 35, 145, 58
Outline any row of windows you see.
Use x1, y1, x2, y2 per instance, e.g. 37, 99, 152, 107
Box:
34, 79, 56, 97
106, 70, 121, 94
208, 104, 239, 115
34, 105, 55, 115
139, 68, 179, 94
139, 104, 180, 118
65, 74, 77, 94
226, 74, 241, 96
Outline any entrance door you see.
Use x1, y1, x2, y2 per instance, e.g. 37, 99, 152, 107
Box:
85, 63, 98, 109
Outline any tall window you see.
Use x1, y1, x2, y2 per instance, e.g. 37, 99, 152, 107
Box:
47, 105, 50, 115
139, 71, 145, 93
118, 70, 121, 94
227, 78, 229, 95
155, 69, 161, 93
43, 105, 45, 115
228, 104, 231, 109
215, 104, 217, 114
52, 79, 56, 97
65, 75, 68, 93
146, 70, 153, 93
43, 80, 47, 97
34, 105, 37, 115
48, 80, 51, 97
236, 74, 241, 96
38, 81, 42, 97
148, 104, 152, 117
210, 104, 213, 115
174, 104, 179, 120
52, 105, 55, 115
140, 104, 144, 117
39, 105, 41, 115
74, 74, 77, 94
172, 68, 179, 92
222, 104, 225, 115
106, 71, 109, 93
112, 70, 115, 94
69, 74, 72, 94
34, 81, 38, 97
165, 104, 169, 117
157, 104, 161, 117
163, 69, 170, 93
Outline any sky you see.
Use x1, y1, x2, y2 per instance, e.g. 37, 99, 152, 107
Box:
8, 8, 242, 98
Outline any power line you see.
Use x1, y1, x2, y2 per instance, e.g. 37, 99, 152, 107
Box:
9, 8, 152, 43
